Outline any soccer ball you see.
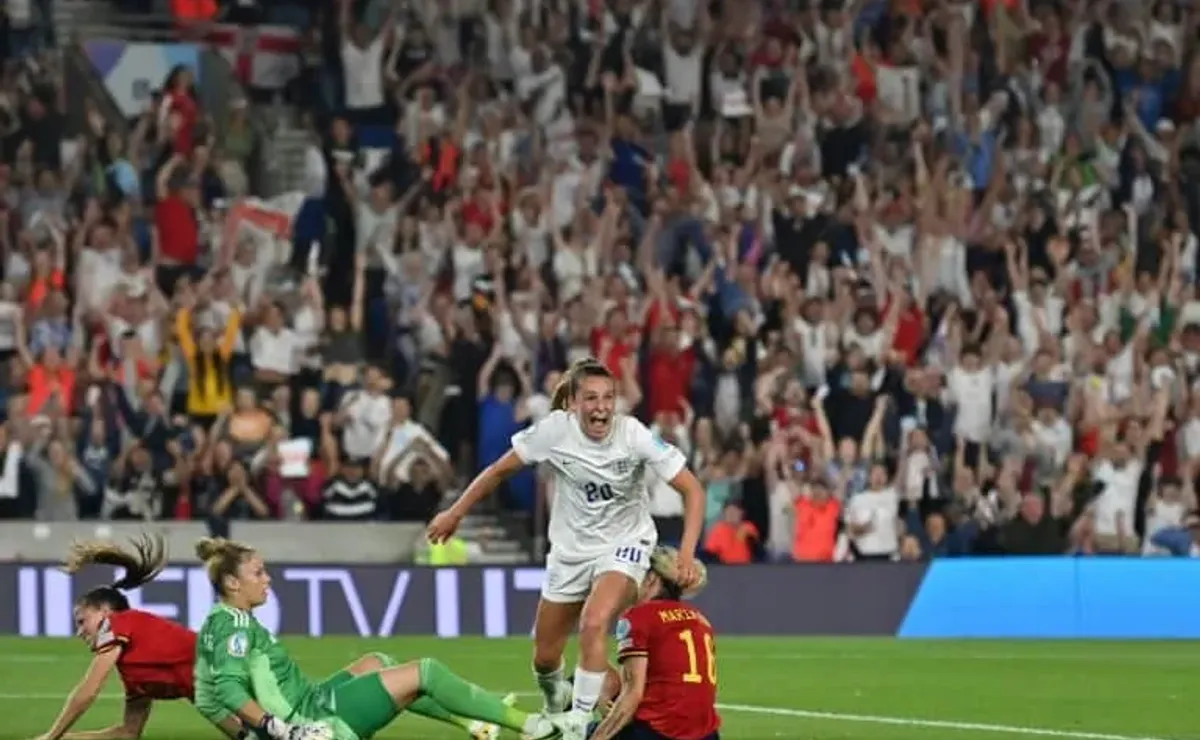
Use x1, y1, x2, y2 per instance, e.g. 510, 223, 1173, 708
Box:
292, 722, 334, 740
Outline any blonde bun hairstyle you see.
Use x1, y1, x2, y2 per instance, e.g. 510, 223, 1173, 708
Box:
195, 537, 256, 596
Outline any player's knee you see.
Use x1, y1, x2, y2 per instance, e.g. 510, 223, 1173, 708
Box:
352, 652, 396, 674
532, 642, 564, 672
577, 611, 611, 646
414, 656, 444, 687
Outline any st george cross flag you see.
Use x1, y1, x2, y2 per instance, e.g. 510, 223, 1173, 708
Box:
205, 23, 302, 91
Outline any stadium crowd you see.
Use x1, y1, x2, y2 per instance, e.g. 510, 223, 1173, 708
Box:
0, 0, 1198, 564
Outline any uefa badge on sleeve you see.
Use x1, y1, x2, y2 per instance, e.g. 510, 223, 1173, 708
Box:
227, 632, 249, 658
614, 618, 633, 651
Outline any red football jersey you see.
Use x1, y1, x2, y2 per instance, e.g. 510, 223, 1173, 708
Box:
94, 609, 196, 701
616, 600, 721, 740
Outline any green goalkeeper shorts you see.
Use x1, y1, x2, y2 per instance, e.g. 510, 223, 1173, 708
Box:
302, 673, 399, 740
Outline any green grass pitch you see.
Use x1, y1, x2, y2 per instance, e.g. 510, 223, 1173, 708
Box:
0, 637, 1191, 740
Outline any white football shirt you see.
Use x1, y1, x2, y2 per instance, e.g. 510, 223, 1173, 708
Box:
1091, 459, 1143, 537
340, 390, 393, 459
947, 366, 995, 443
846, 487, 900, 557
512, 410, 686, 559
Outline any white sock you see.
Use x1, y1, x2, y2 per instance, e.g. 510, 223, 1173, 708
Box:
571, 667, 607, 714
534, 661, 565, 706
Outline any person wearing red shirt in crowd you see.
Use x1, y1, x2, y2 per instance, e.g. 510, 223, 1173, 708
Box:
1025, 9, 1071, 89
593, 305, 637, 383
791, 478, 841, 562
703, 502, 760, 564
646, 320, 695, 420
883, 287, 926, 367
34, 534, 249, 740
590, 546, 720, 740
161, 66, 199, 155
153, 154, 201, 297
26, 345, 77, 418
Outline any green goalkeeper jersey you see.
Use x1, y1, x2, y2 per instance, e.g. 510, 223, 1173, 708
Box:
194, 604, 321, 725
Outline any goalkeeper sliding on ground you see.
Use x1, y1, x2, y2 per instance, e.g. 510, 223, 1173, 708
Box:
193, 537, 570, 740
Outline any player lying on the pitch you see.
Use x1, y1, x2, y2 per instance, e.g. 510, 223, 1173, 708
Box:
193, 536, 572, 740
29, 534, 508, 740
587, 546, 720, 740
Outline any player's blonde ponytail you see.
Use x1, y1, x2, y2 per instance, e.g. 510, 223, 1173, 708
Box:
66, 533, 169, 611
195, 537, 256, 595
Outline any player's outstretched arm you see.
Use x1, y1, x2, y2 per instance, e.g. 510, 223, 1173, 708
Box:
666, 467, 707, 580
428, 450, 526, 542
587, 657, 648, 740
57, 697, 152, 740
634, 416, 707, 585
33, 647, 123, 740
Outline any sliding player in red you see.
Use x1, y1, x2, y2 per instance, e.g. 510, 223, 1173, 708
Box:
588, 546, 720, 740
30, 533, 248, 740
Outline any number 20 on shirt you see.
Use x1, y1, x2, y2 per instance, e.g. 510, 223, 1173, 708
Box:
582, 480, 615, 503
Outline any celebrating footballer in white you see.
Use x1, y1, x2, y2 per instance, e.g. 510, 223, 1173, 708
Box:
427, 359, 706, 740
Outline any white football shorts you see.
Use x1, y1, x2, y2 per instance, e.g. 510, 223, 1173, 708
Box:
540, 538, 656, 603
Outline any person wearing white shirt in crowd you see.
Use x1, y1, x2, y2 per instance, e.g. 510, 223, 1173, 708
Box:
339, 0, 398, 125
845, 462, 901, 560
1090, 438, 1147, 554
511, 186, 550, 268
373, 396, 448, 483
0, 283, 20, 360
1006, 237, 1067, 354
946, 343, 996, 450
1143, 469, 1193, 555
1031, 404, 1073, 469
515, 48, 567, 130
74, 215, 124, 317
525, 371, 559, 426
228, 239, 268, 311
106, 284, 165, 360
660, 4, 709, 118
336, 366, 394, 460
249, 302, 300, 385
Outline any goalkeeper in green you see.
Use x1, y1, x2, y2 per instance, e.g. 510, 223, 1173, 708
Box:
193, 537, 568, 740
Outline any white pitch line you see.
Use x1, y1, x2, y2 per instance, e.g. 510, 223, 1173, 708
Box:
716, 703, 1177, 740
